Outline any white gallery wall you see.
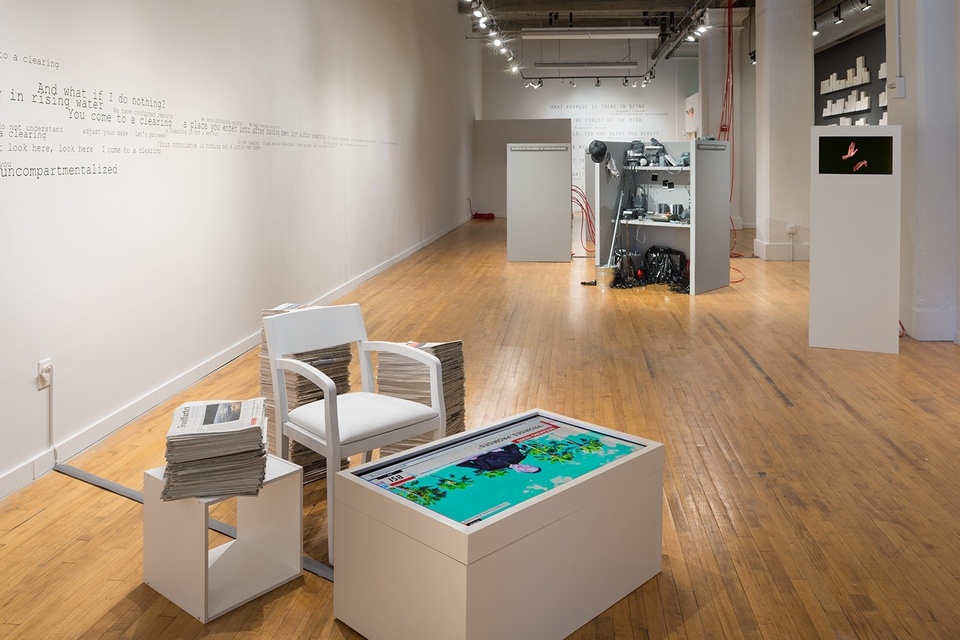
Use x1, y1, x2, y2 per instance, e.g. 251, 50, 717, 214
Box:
0, 0, 481, 497
481, 39, 698, 191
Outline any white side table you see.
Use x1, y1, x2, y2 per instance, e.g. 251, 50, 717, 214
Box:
143, 454, 303, 622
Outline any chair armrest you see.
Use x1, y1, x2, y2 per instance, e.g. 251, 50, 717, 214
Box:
275, 357, 337, 398
361, 341, 446, 418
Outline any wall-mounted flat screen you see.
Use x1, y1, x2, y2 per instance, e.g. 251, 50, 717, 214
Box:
818, 135, 894, 175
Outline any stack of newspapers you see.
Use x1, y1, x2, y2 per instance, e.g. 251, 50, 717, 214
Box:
161, 398, 268, 501
378, 340, 466, 456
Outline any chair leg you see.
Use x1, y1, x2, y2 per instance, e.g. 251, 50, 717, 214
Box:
326, 453, 337, 566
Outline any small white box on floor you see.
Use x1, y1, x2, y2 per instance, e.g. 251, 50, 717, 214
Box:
333, 409, 665, 640
143, 455, 303, 623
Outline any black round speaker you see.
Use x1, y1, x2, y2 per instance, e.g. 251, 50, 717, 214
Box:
588, 140, 607, 164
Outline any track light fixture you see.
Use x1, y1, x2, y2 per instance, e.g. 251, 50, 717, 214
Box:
595, 78, 601, 87
467, 3, 520, 78
622, 78, 629, 87
813, 20, 820, 36
859, 0, 871, 10
833, 4, 844, 24
749, 50, 757, 65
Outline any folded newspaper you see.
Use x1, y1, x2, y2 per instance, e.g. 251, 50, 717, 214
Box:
161, 398, 268, 501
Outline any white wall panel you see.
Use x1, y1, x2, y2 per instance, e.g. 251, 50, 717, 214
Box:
0, 0, 481, 496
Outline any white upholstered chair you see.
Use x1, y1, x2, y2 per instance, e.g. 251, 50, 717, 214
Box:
261, 303, 445, 565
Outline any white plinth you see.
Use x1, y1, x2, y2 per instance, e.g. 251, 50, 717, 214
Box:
333, 409, 664, 640
809, 126, 901, 353
143, 455, 303, 623
506, 144, 572, 262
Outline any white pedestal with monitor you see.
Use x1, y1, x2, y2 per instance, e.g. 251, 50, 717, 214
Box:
809, 126, 901, 353
333, 409, 664, 640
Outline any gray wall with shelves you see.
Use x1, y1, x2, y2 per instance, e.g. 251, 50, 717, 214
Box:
814, 26, 887, 126
586, 140, 730, 295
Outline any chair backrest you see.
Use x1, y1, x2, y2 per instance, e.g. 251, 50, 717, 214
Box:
262, 304, 368, 358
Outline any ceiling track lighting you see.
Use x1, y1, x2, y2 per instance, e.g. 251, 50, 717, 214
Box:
467, 3, 520, 76
595, 78, 601, 87
749, 50, 757, 65
833, 3, 844, 24
813, 20, 820, 36
859, 0, 871, 10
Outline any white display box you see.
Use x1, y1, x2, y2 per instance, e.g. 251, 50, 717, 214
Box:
143, 455, 303, 623
333, 409, 664, 640
810, 127, 901, 353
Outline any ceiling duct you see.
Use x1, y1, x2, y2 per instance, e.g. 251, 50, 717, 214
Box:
521, 27, 661, 40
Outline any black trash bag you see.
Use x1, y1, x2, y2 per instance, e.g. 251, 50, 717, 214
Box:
639, 245, 689, 293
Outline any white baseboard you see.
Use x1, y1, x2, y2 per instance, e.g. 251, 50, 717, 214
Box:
899, 302, 958, 342
1, 337, 256, 500
1, 223, 472, 502
0, 450, 52, 499
753, 238, 810, 261
311, 216, 471, 306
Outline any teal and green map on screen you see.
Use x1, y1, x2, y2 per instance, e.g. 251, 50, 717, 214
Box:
358, 415, 644, 525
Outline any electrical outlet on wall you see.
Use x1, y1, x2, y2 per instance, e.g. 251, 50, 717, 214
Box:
38, 358, 53, 390
786, 224, 797, 235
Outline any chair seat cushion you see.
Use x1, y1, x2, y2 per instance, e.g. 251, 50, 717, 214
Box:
287, 392, 438, 446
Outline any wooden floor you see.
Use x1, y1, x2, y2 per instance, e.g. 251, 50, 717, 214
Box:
3, 218, 960, 639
